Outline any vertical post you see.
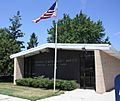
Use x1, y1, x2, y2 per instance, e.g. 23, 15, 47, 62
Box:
82, 47, 86, 89
54, 0, 58, 91
14, 58, 17, 85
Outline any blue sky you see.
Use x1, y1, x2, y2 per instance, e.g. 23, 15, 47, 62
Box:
0, 0, 120, 50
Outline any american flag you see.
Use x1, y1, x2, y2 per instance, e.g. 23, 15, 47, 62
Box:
32, 2, 56, 23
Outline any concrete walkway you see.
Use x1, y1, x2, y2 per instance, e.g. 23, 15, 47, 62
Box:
37, 89, 115, 101
0, 89, 115, 101
0, 94, 29, 101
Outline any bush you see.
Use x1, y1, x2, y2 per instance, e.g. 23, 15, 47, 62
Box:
16, 78, 33, 87
33, 76, 53, 89
31, 79, 40, 88
16, 77, 77, 91
56, 80, 77, 90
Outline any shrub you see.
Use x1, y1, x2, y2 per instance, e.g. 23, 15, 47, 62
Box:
16, 78, 33, 87
31, 79, 40, 88
56, 80, 77, 90
16, 76, 77, 91
33, 77, 53, 88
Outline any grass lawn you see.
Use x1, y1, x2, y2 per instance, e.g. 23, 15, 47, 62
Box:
0, 83, 63, 101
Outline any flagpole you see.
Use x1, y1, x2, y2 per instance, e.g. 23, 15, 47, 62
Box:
54, 0, 58, 91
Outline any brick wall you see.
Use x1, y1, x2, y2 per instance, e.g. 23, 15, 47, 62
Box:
95, 50, 120, 93
14, 57, 24, 84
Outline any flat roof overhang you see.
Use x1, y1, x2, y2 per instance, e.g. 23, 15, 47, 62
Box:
10, 43, 120, 60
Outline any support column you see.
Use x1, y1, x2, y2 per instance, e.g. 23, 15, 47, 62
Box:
94, 50, 106, 93
14, 57, 24, 85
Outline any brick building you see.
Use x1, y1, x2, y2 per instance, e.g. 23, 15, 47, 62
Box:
10, 43, 120, 93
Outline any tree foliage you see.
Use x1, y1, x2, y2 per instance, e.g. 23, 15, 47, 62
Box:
8, 11, 25, 49
0, 11, 24, 76
27, 33, 38, 49
0, 29, 19, 76
47, 11, 110, 44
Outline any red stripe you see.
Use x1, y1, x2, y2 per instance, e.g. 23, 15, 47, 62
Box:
40, 16, 51, 19
44, 13, 53, 16
32, 9, 55, 23
32, 1, 56, 23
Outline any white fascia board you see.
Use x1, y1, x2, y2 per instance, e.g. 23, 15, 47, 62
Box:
10, 43, 52, 59
55, 43, 110, 50
10, 43, 113, 59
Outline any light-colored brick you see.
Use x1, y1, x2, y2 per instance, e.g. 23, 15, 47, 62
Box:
95, 50, 120, 93
14, 57, 24, 85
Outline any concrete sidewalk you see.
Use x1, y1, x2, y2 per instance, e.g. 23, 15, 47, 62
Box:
37, 89, 115, 101
0, 94, 30, 101
0, 89, 115, 101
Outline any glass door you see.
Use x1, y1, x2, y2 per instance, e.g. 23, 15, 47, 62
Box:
79, 51, 95, 89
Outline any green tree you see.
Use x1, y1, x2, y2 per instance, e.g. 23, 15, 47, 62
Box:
0, 29, 19, 76
8, 11, 25, 49
47, 11, 110, 44
27, 33, 38, 49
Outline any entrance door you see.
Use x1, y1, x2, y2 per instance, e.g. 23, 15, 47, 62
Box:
79, 51, 95, 89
